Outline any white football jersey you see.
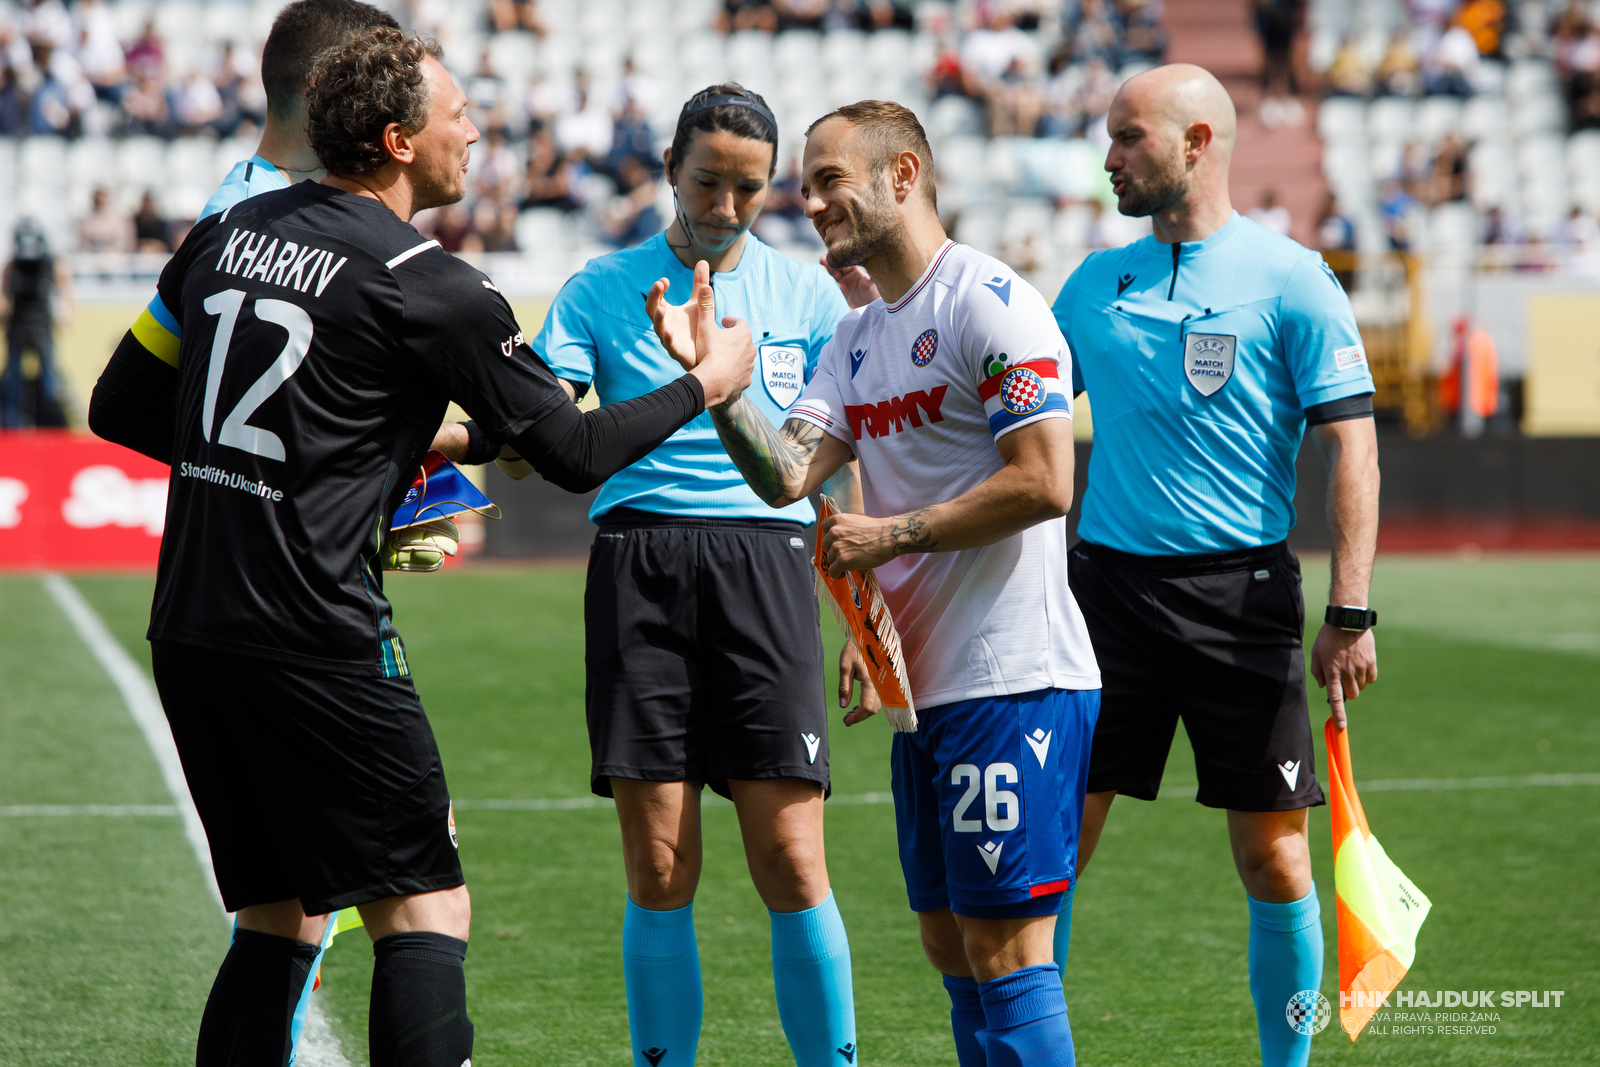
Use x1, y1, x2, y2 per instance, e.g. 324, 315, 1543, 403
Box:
793, 241, 1100, 707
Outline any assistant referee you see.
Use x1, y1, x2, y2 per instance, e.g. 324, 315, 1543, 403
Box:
88, 29, 753, 1066
1052, 66, 1380, 1067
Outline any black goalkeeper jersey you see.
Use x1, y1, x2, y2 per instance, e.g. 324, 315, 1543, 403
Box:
145, 182, 607, 675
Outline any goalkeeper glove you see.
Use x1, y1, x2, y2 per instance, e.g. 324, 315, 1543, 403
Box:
382, 517, 460, 572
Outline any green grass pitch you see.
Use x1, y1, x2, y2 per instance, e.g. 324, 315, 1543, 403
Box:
1, 556, 1595, 1064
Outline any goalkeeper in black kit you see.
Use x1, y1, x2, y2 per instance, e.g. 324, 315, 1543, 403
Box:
87, 28, 754, 1067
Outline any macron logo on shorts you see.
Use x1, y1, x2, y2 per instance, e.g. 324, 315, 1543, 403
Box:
1024, 728, 1052, 768
978, 840, 1004, 875
802, 732, 820, 764
1278, 760, 1301, 791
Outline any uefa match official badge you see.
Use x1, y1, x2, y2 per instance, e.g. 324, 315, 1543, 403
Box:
910, 328, 938, 366
1184, 332, 1236, 396
759, 345, 804, 408
1000, 366, 1047, 415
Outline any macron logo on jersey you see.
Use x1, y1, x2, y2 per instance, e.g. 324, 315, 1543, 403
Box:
983, 276, 1012, 306
844, 385, 948, 440
849, 347, 868, 378
215, 228, 348, 297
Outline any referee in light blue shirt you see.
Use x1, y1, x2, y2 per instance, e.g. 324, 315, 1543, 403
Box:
508, 85, 865, 1067
1051, 66, 1380, 1067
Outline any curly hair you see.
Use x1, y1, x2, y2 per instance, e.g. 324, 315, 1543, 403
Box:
306, 28, 443, 178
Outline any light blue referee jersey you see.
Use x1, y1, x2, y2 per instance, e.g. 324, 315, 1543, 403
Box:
1053, 212, 1375, 555
198, 155, 292, 220
537, 231, 850, 522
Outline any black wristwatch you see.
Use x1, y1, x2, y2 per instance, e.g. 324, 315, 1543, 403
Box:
1325, 605, 1378, 632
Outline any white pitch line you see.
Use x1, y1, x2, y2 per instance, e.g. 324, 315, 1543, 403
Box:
42, 573, 350, 1067
1, 804, 179, 817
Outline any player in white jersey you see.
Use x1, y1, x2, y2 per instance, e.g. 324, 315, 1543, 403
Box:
649, 101, 1099, 1067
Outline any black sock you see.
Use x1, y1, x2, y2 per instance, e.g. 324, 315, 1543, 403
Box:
369, 931, 474, 1067
196, 928, 320, 1067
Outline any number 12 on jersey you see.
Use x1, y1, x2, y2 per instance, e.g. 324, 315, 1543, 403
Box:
200, 288, 313, 462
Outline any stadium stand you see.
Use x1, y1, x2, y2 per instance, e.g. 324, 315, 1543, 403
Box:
0, 0, 1168, 289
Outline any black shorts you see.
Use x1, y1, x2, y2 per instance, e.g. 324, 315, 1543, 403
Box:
585, 507, 828, 800
151, 641, 464, 915
1066, 540, 1325, 811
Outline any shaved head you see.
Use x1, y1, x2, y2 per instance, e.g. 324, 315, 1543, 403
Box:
1104, 64, 1238, 237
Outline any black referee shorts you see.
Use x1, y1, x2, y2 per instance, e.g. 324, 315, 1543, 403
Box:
1067, 539, 1325, 811
585, 507, 829, 800
151, 641, 464, 915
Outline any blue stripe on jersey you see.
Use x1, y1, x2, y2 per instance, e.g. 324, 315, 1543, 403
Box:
146, 293, 180, 336
987, 392, 1070, 436
199, 156, 292, 221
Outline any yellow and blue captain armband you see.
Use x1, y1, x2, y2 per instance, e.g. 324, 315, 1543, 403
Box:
129, 294, 182, 368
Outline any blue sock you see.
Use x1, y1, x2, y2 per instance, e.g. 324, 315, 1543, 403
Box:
978, 963, 1075, 1067
770, 891, 857, 1066
623, 897, 703, 1067
943, 974, 987, 1067
1053, 884, 1076, 982
1247, 891, 1323, 1067
285, 918, 335, 1066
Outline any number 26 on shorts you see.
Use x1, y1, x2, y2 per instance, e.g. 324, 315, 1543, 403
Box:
951, 763, 1020, 832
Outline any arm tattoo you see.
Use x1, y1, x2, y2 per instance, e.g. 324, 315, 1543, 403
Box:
709, 395, 824, 505
889, 507, 939, 555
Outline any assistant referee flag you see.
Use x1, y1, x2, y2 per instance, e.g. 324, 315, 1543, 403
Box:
1326, 718, 1432, 1039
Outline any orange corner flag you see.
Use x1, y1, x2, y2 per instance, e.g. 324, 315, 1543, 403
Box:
1326, 717, 1432, 1040
813, 495, 917, 731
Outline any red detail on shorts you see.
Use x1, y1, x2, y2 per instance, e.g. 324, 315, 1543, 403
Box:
1030, 877, 1073, 898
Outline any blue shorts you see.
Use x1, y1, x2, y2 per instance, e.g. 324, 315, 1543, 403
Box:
892, 687, 1099, 919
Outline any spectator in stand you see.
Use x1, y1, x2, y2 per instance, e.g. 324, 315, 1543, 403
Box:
1379, 179, 1417, 249
1324, 37, 1372, 97
607, 95, 659, 179
1116, 0, 1169, 66
0, 66, 25, 135
20, 0, 75, 50
465, 199, 519, 253
1425, 25, 1480, 97
989, 54, 1045, 136
1080, 56, 1117, 145
27, 43, 79, 136
1, 218, 73, 429
1455, 0, 1506, 59
927, 36, 968, 99
1572, 73, 1600, 129
1248, 189, 1292, 235
555, 69, 614, 162
124, 19, 164, 83
1039, 46, 1086, 137
489, 0, 545, 35
1482, 205, 1521, 245
773, 0, 828, 33
78, 187, 134, 252
132, 191, 169, 253
1375, 29, 1422, 97
600, 153, 661, 248
75, 0, 127, 103
960, 7, 1037, 103
431, 203, 477, 254
1065, 0, 1122, 66
1557, 204, 1599, 247
122, 72, 174, 137
716, 0, 778, 34
175, 67, 223, 134
473, 126, 520, 204
864, 0, 915, 31
522, 127, 581, 211
1254, 0, 1305, 127
1430, 133, 1470, 203
1316, 193, 1357, 252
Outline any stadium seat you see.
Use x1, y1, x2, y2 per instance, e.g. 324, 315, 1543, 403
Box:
1052, 202, 1092, 250
167, 138, 215, 192
822, 30, 868, 76
1367, 98, 1415, 144
925, 95, 985, 143
489, 31, 538, 83
1461, 96, 1509, 141
20, 138, 68, 189
1002, 198, 1054, 244
773, 30, 822, 76
1514, 92, 1567, 135
1316, 97, 1365, 141
1414, 96, 1463, 148
955, 203, 1002, 254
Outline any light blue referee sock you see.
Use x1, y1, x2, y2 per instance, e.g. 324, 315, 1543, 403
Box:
1247, 890, 1323, 1067
770, 891, 857, 1066
1053, 884, 1076, 982
943, 973, 987, 1067
623, 897, 703, 1067
978, 963, 1076, 1067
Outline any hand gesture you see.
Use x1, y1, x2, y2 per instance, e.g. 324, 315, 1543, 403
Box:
646, 260, 712, 370
838, 638, 882, 726
1309, 624, 1378, 730
820, 256, 881, 310
820, 511, 899, 578
644, 259, 755, 407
